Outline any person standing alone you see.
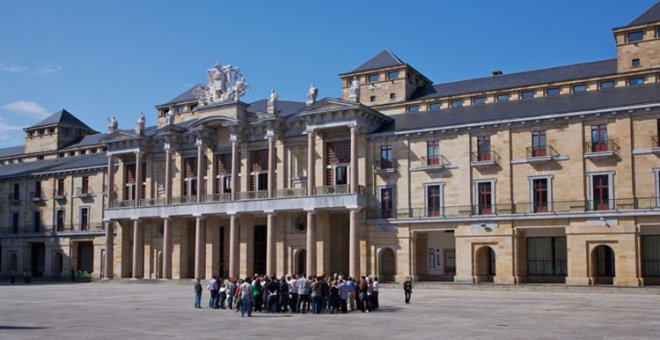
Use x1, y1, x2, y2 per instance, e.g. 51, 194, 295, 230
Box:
194, 279, 202, 309
403, 276, 413, 304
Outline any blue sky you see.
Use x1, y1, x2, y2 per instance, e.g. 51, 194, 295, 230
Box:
0, 0, 656, 148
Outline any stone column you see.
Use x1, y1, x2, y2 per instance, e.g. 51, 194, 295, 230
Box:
104, 220, 114, 279
196, 139, 204, 203
349, 209, 360, 278
162, 217, 171, 279
229, 214, 239, 278
132, 219, 143, 279
266, 212, 276, 275
164, 144, 172, 205
267, 133, 276, 198
134, 152, 142, 206
230, 135, 239, 201
194, 216, 206, 279
306, 129, 315, 196
306, 211, 317, 276
350, 125, 359, 194
107, 155, 115, 207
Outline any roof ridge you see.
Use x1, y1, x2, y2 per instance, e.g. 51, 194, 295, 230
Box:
626, 2, 660, 27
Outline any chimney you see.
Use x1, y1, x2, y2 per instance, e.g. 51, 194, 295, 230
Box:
492, 70, 503, 76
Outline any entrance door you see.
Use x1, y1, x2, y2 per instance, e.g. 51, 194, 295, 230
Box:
593, 245, 615, 284
476, 246, 496, 282
297, 249, 306, 276
253, 225, 266, 275
77, 242, 94, 273
31, 243, 45, 277
378, 248, 396, 282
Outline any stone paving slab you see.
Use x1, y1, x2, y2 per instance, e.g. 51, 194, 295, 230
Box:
1, 281, 659, 339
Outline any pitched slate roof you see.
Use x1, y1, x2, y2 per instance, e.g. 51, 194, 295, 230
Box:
28, 109, 95, 131
0, 153, 107, 179
350, 49, 405, 73
391, 82, 660, 133
63, 133, 107, 149
411, 59, 618, 101
161, 85, 200, 106
247, 99, 306, 118
0, 145, 25, 158
626, 2, 660, 27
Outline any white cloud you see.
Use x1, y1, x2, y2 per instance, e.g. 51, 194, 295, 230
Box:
33, 65, 63, 75
2, 101, 50, 119
0, 63, 28, 73
0, 62, 62, 76
0, 117, 22, 141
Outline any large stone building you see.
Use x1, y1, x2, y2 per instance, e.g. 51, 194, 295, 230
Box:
2, 3, 660, 285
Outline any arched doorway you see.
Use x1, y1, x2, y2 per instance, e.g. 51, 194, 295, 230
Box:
296, 249, 306, 276
53, 252, 63, 276
475, 246, 496, 282
378, 248, 396, 282
592, 245, 615, 285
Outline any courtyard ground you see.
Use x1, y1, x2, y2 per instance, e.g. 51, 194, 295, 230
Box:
1, 280, 659, 339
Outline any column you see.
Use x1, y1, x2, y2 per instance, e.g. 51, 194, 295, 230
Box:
267, 133, 276, 198
134, 152, 142, 207
196, 139, 204, 203
194, 216, 206, 279
229, 214, 239, 278
350, 125, 359, 194
132, 219, 143, 279
162, 217, 171, 279
306, 129, 315, 196
104, 220, 114, 279
107, 155, 115, 207
230, 136, 239, 201
164, 145, 172, 204
349, 209, 360, 279
306, 211, 317, 276
266, 213, 276, 275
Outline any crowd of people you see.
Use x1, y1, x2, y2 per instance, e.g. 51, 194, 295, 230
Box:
193, 274, 385, 317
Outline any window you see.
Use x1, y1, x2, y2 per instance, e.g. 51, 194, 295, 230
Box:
590, 174, 612, 211
444, 249, 456, 273
33, 211, 41, 232
407, 105, 420, 113
57, 178, 65, 197
39, 129, 45, 135
531, 130, 547, 157
451, 99, 463, 108
81, 176, 89, 194
256, 172, 268, 191
183, 157, 198, 196
428, 103, 441, 110
531, 177, 550, 212
599, 81, 615, 90
379, 187, 394, 218
426, 141, 440, 165
176, 105, 186, 114
425, 183, 443, 217
591, 124, 608, 152
34, 181, 42, 198
56, 209, 65, 231
389, 93, 396, 100
221, 176, 232, 194
90, 148, 97, 154
370, 96, 376, 102
572, 84, 587, 93
380, 145, 393, 169
12, 213, 19, 233
628, 76, 644, 86
80, 207, 90, 231
527, 237, 567, 275
632, 58, 641, 67
368, 74, 379, 82
49, 127, 55, 134
80, 149, 86, 155
627, 30, 643, 42
521, 91, 535, 100
387, 71, 398, 80
334, 166, 348, 185
642, 236, 660, 276
473, 97, 486, 105
477, 136, 491, 161
546, 87, 560, 96
496, 94, 510, 102
12, 183, 19, 200
475, 180, 495, 215
658, 27, 660, 37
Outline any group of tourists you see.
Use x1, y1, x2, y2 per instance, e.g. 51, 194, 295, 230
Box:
194, 273, 382, 317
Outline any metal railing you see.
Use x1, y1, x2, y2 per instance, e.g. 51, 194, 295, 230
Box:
204, 193, 231, 202
470, 151, 500, 164
315, 184, 349, 195
75, 187, 94, 197
275, 187, 307, 198
526, 145, 560, 159
584, 140, 620, 154
0, 223, 105, 235
29, 191, 47, 201
237, 190, 268, 200
420, 155, 451, 168
139, 197, 166, 207
373, 160, 396, 171
53, 190, 67, 199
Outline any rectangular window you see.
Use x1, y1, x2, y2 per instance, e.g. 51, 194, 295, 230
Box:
380, 145, 393, 169
591, 124, 608, 152
57, 178, 65, 197
428, 103, 441, 110
496, 94, 510, 102
527, 237, 567, 275
33, 211, 41, 232
34, 181, 42, 198
389, 93, 395, 99
643, 236, 660, 277
628, 76, 644, 86
599, 81, 615, 90
56, 209, 65, 232
521, 91, 535, 100
476, 181, 494, 215
334, 165, 348, 185
426, 141, 440, 165
444, 249, 456, 273
12, 213, 19, 233
532, 178, 549, 212
387, 71, 398, 80
81, 176, 89, 194
176, 105, 185, 114
256, 172, 268, 191
80, 207, 89, 231
222, 176, 232, 194
531, 130, 547, 157
370, 96, 376, 102
425, 184, 443, 217
451, 99, 463, 108
379, 187, 394, 218
473, 97, 486, 105
407, 105, 419, 113
592, 174, 611, 211
627, 30, 643, 42
546, 87, 560, 96
368, 74, 379, 82
632, 58, 641, 67
572, 84, 587, 93
477, 136, 491, 161
12, 183, 19, 200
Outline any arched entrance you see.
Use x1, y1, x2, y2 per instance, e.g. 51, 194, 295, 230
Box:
52, 252, 63, 276
296, 249, 306, 276
592, 245, 615, 285
378, 248, 396, 282
475, 246, 496, 283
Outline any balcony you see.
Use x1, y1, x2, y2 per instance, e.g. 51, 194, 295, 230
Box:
74, 187, 95, 198
275, 187, 307, 198
139, 197, 167, 207
373, 160, 397, 175
526, 145, 560, 163
0, 223, 105, 237
651, 136, 660, 153
584, 140, 619, 159
53, 190, 67, 200
237, 190, 268, 200
29, 191, 47, 202
470, 151, 500, 168
315, 184, 349, 195
204, 193, 231, 202
171, 196, 198, 205
7, 193, 20, 204
410, 155, 453, 172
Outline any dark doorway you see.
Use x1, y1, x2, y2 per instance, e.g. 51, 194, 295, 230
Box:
31, 243, 45, 277
253, 225, 266, 275
593, 245, 615, 284
219, 226, 226, 278
297, 249, 306, 276
77, 242, 94, 273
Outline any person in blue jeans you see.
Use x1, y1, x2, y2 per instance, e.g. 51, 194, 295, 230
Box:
239, 277, 253, 317
194, 279, 202, 309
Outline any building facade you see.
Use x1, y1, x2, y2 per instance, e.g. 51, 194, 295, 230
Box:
2, 3, 660, 285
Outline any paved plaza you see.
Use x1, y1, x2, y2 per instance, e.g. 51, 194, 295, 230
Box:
1, 281, 660, 339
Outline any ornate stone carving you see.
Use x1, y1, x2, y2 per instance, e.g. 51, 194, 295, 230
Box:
349, 77, 360, 102
135, 112, 145, 135
107, 116, 118, 133
194, 62, 251, 106
267, 89, 278, 113
306, 83, 318, 105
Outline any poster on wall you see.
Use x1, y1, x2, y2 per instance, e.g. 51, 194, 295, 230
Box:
428, 248, 442, 274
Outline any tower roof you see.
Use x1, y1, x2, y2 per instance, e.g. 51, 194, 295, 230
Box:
625, 2, 660, 27
28, 109, 95, 131
348, 49, 405, 73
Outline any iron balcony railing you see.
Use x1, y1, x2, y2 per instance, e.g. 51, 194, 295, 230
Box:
652, 136, 659, 148
420, 155, 451, 168
74, 187, 94, 197
0, 223, 105, 235
373, 160, 396, 171
29, 191, 47, 201
584, 140, 620, 154
526, 145, 560, 159
470, 151, 501, 165
275, 187, 307, 198
237, 190, 268, 201
204, 193, 231, 202
139, 197, 166, 207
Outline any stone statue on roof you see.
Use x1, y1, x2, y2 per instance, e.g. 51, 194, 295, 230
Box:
306, 83, 318, 105
107, 116, 118, 133
194, 62, 251, 106
135, 112, 145, 135
267, 89, 278, 113
166, 108, 175, 125
349, 77, 360, 102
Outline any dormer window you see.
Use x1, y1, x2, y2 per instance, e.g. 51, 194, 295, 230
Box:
407, 105, 420, 113
49, 127, 55, 134
599, 81, 614, 90
428, 103, 441, 111
628, 76, 644, 86
632, 58, 641, 67
177, 105, 186, 114
368, 74, 379, 82
496, 94, 510, 102
546, 87, 560, 96
451, 99, 463, 108
572, 84, 587, 93
387, 71, 399, 80
473, 97, 486, 105
39, 129, 45, 135
521, 91, 535, 100
627, 30, 643, 42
